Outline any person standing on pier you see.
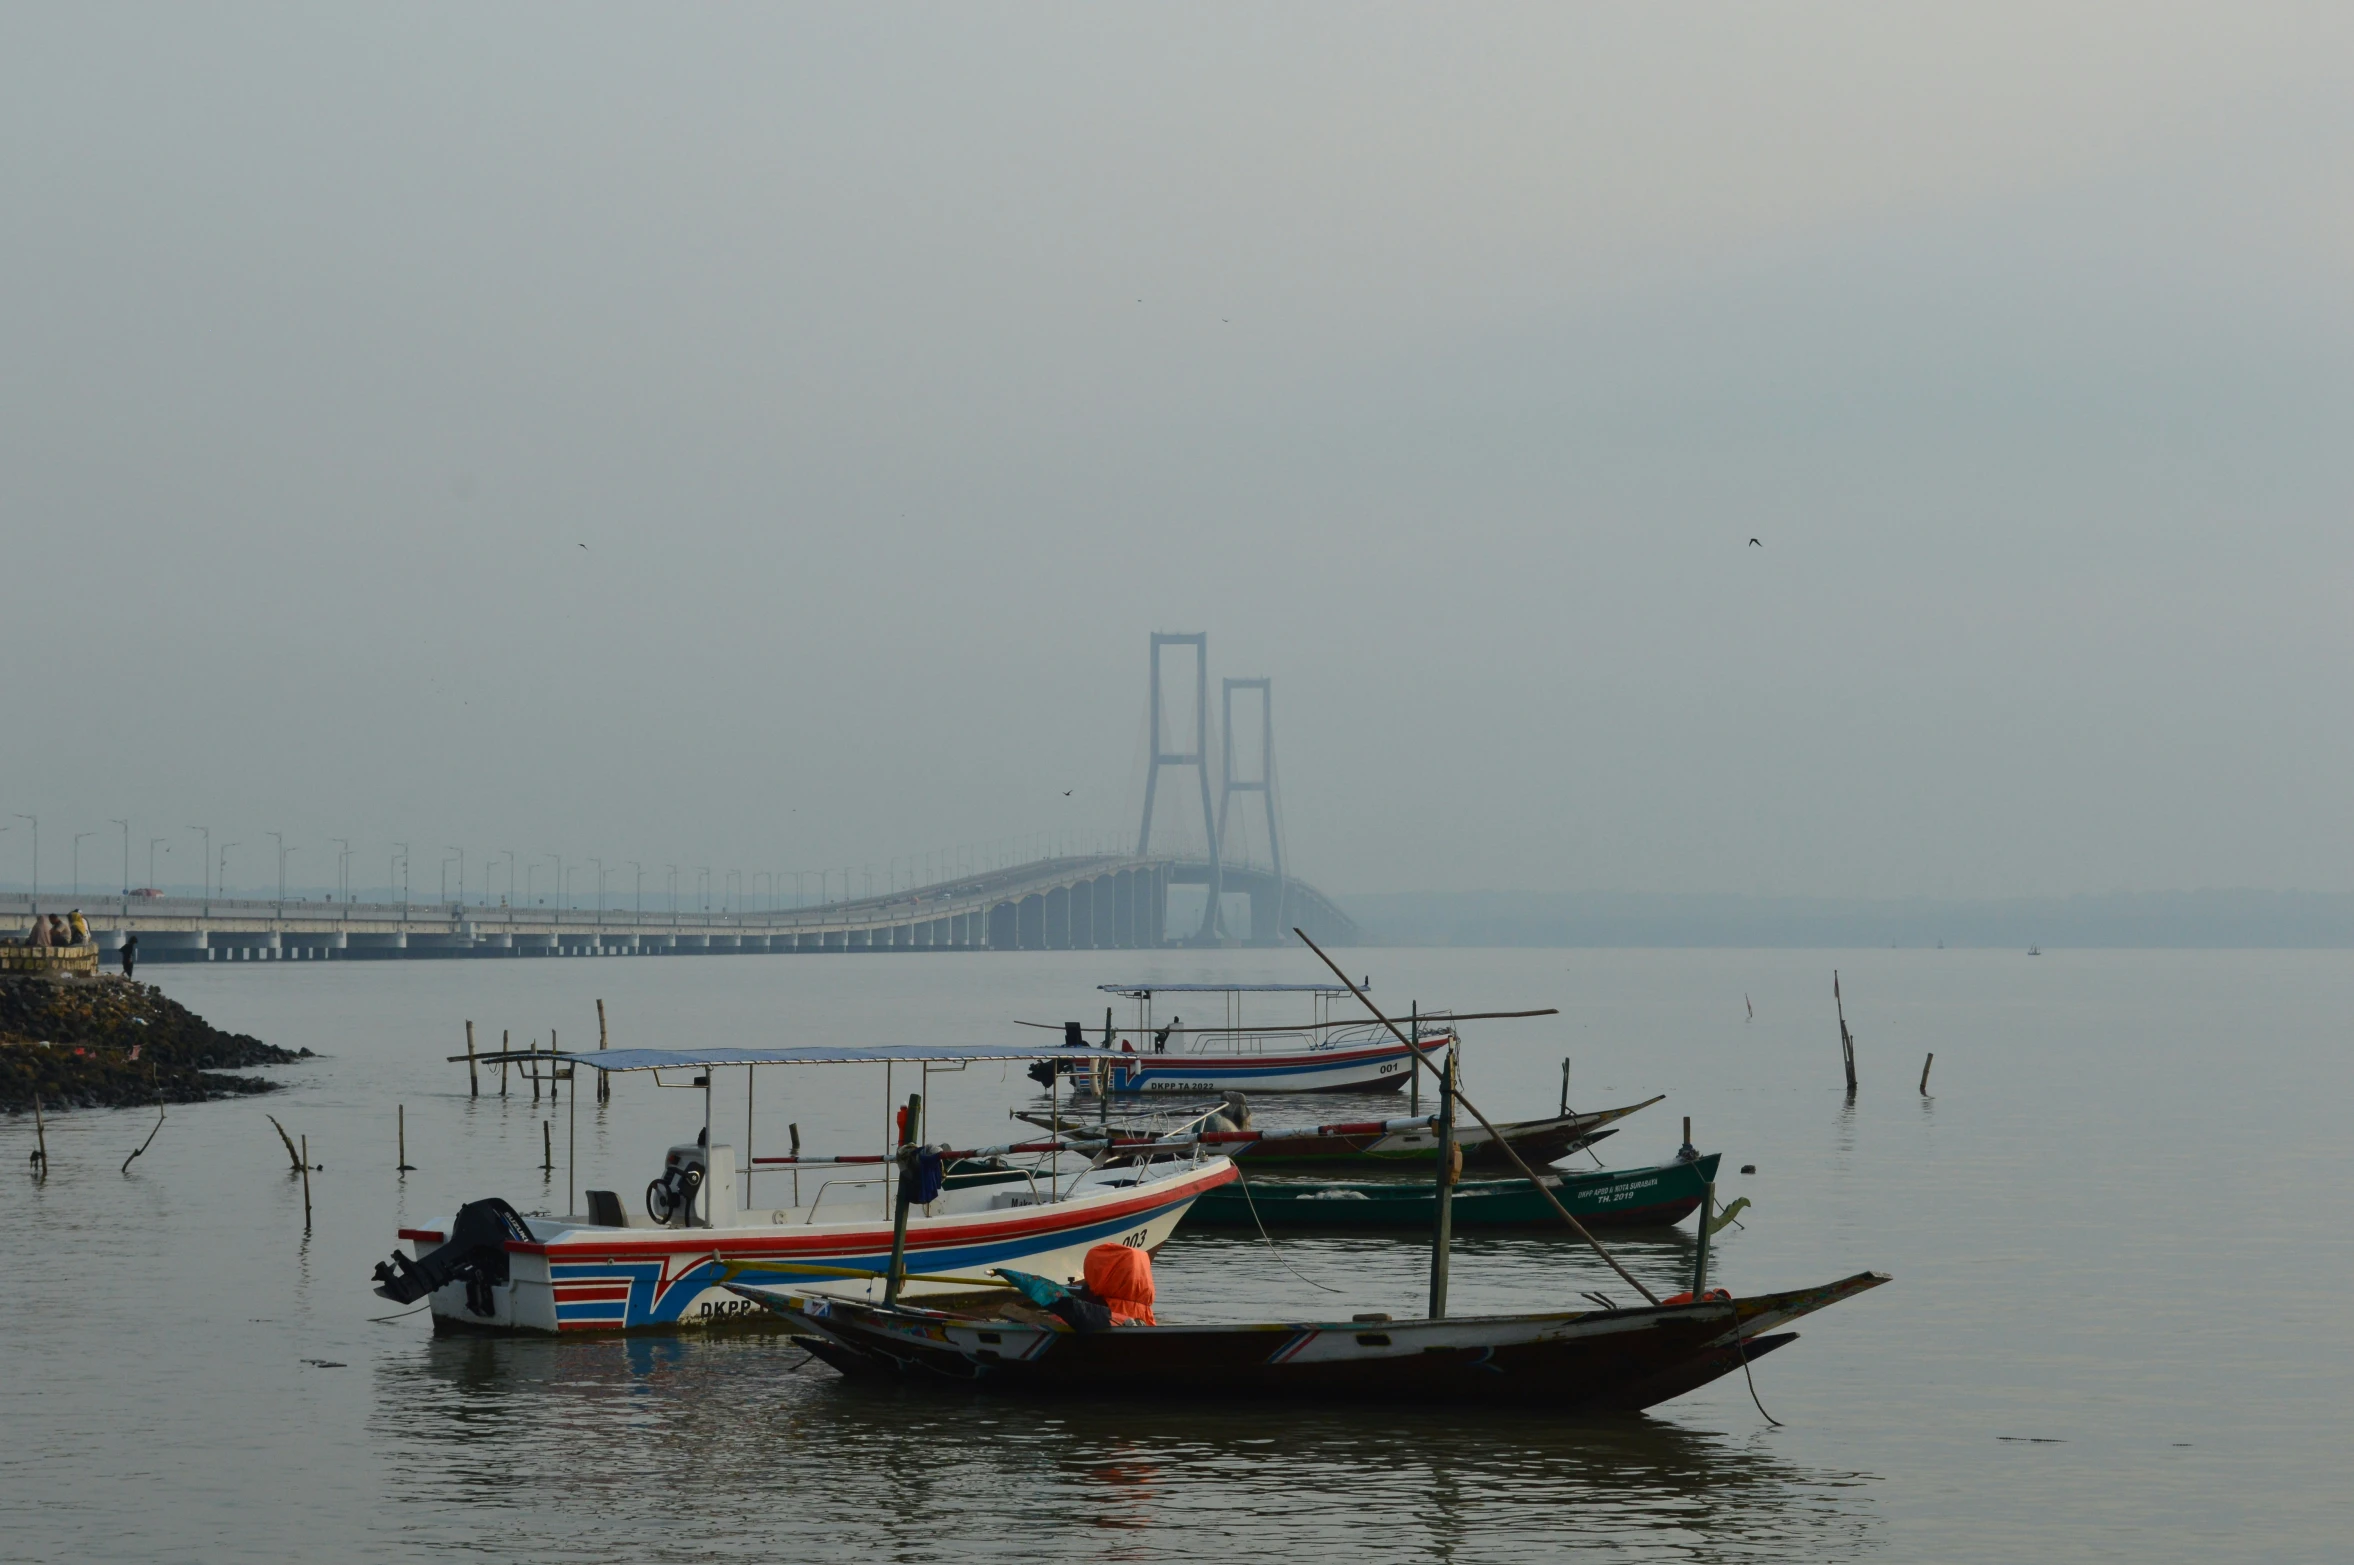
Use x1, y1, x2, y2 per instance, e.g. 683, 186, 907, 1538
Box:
121, 933, 138, 978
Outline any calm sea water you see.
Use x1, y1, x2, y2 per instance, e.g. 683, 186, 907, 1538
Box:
3, 948, 2349, 1563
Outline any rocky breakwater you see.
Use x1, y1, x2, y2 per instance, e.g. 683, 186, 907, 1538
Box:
1, 974, 310, 1112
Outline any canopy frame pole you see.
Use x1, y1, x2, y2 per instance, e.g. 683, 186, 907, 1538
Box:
701, 1070, 713, 1228
883, 1091, 921, 1306
744, 1065, 755, 1213
1428, 1028, 1455, 1319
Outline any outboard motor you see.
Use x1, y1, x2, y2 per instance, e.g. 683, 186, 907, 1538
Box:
1202, 1091, 1253, 1134
646, 1132, 709, 1227
371, 1198, 534, 1317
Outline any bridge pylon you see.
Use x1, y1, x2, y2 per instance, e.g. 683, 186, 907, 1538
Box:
1215, 677, 1285, 944
1137, 632, 1222, 942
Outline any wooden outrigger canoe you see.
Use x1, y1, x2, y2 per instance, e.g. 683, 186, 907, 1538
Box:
1015, 1095, 1661, 1171
724, 1269, 1889, 1410
1187, 1153, 1722, 1231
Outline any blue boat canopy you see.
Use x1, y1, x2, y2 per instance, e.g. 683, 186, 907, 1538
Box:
1097, 983, 1364, 996
477, 1043, 1117, 1072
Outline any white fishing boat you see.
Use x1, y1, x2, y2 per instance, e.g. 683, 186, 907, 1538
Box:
371, 1043, 1232, 1335
1027, 983, 1457, 1093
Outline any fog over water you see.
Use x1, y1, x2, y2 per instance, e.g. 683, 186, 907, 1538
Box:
5, 5, 2351, 903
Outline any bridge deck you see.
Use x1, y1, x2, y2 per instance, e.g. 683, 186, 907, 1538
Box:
1, 856, 1356, 960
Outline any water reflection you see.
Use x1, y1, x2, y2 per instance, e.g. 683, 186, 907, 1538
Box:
373, 1332, 1880, 1561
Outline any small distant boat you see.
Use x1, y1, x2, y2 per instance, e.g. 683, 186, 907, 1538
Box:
1026, 983, 1458, 1094
1186, 1153, 1721, 1231
2028, 946, 2042, 956
725, 1269, 1890, 1410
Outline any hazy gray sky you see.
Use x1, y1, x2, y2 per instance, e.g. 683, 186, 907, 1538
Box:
6, 5, 2350, 900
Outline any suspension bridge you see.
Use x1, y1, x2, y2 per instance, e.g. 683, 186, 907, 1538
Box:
18, 634, 1359, 961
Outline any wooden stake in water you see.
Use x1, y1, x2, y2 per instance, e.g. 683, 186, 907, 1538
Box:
1691, 1178, 1715, 1297
500, 1030, 509, 1097
1834, 970, 1859, 1095
465, 1020, 478, 1098
31, 1093, 47, 1175
596, 998, 610, 1105
300, 1134, 313, 1228
1408, 1020, 1419, 1116
1560, 1056, 1572, 1116
549, 1029, 559, 1102
397, 1105, 415, 1172
1920, 1052, 1935, 1095
1296, 927, 1662, 1306
541, 1120, 553, 1175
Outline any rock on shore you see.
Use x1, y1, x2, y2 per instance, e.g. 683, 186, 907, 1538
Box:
0, 974, 309, 1113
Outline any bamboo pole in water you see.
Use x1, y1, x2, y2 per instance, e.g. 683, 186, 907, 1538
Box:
1835, 971, 1858, 1094
1297, 928, 1662, 1306
500, 1030, 509, 1097
1920, 1052, 1935, 1094
397, 1104, 415, 1171
300, 1135, 312, 1228
31, 1093, 47, 1174
1691, 1177, 1715, 1296
541, 1120, 553, 1174
465, 1021, 478, 1097
1427, 1020, 1456, 1319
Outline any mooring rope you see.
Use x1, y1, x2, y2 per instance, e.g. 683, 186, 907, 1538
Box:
1735, 1332, 1784, 1426
1231, 1164, 1346, 1294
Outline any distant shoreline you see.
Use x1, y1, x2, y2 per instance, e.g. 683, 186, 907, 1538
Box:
1337, 889, 2354, 949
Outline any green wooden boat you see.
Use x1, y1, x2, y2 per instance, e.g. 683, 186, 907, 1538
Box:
1185, 1153, 1722, 1231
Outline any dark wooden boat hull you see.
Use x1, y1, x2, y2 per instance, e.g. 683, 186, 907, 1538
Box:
730, 1271, 1886, 1412
1188, 1153, 1721, 1230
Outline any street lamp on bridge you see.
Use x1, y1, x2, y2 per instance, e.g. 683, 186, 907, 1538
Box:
11, 815, 34, 903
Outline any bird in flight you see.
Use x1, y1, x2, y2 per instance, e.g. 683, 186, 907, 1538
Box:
1748, 538, 1762, 547
1062, 790, 1073, 797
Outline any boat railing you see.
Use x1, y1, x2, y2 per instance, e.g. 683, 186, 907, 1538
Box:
1180, 1028, 1318, 1057
1189, 1021, 1453, 1055
800, 1175, 885, 1225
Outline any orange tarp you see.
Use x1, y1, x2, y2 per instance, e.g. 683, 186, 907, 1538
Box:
1083, 1243, 1157, 1326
